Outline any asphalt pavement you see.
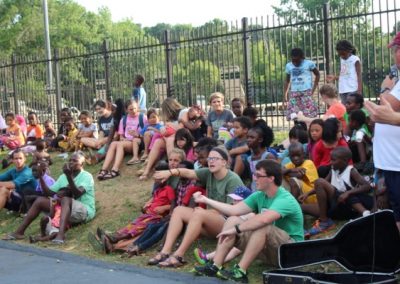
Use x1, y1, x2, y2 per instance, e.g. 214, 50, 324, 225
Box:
0, 240, 224, 284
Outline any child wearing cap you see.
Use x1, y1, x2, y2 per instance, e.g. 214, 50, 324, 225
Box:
193, 186, 254, 266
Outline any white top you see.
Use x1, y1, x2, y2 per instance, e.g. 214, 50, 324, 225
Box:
374, 80, 400, 171
331, 165, 353, 193
338, 54, 360, 94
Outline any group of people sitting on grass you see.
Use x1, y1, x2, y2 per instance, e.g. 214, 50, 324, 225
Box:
1, 34, 400, 283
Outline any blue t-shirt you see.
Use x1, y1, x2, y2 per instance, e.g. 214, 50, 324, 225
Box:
0, 166, 37, 194
285, 59, 317, 92
140, 123, 163, 136
132, 87, 147, 112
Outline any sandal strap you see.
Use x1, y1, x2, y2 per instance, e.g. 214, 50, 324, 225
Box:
171, 255, 186, 264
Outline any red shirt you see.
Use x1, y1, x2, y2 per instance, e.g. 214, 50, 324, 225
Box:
312, 138, 351, 168
147, 185, 175, 215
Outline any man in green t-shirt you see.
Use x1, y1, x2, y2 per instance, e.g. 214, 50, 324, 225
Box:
9, 152, 95, 244
193, 160, 304, 283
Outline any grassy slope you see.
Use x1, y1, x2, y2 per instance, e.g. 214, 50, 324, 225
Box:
0, 135, 346, 284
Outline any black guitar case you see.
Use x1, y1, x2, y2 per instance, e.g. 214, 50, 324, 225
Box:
263, 210, 400, 283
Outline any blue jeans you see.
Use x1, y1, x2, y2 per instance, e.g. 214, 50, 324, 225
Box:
134, 220, 169, 251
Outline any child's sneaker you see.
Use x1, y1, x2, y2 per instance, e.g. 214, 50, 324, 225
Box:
193, 262, 220, 277
217, 264, 248, 283
193, 248, 208, 265
304, 219, 335, 239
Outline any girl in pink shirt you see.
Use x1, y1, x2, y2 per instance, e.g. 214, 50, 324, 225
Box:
174, 128, 195, 162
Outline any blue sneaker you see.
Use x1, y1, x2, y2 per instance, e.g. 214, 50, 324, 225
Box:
305, 219, 335, 239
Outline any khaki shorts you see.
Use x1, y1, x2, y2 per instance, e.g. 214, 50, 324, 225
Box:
69, 199, 88, 224
45, 216, 60, 236
236, 225, 293, 267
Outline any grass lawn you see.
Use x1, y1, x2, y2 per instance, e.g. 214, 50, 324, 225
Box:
0, 140, 347, 284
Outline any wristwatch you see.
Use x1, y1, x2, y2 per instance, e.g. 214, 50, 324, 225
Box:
234, 224, 242, 234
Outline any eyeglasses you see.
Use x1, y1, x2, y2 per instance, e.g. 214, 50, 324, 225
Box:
207, 157, 224, 162
253, 173, 268, 179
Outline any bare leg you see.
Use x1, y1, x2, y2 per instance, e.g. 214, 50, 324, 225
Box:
141, 139, 166, 177
314, 178, 337, 221
129, 138, 142, 162
289, 178, 301, 199
238, 225, 271, 270
213, 216, 243, 266
207, 247, 242, 263
101, 141, 118, 170
160, 206, 195, 254
174, 208, 225, 257
352, 202, 367, 215
53, 197, 73, 241
165, 135, 175, 156
301, 203, 320, 217
40, 216, 50, 237
111, 141, 133, 172
0, 186, 10, 210
141, 132, 152, 159
14, 197, 51, 237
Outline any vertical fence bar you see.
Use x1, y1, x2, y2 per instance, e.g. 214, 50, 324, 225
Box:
103, 40, 111, 101
54, 49, 62, 125
242, 17, 253, 106
323, 3, 333, 75
11, 54, 19, 114
164, 30, 173, 97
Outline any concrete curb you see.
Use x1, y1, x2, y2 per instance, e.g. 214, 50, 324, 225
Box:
0, 240, 224, 284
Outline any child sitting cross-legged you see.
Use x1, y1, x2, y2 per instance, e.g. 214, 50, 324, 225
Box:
282, 142, 318, 205
301, 147, 373, 239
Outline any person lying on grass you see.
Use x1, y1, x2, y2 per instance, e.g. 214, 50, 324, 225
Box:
6, 151, 95, 244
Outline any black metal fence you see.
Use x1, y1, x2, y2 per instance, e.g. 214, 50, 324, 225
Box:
0, 1, 399, 130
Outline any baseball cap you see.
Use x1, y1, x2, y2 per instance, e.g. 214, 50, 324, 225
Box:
388, 32, 400, 48
228, 186, 253, 201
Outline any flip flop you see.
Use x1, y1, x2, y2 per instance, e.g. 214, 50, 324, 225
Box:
88, 232, 103, 252
126, 159, 141, 165
51, 239, 65, 245
2, 233, 24, 241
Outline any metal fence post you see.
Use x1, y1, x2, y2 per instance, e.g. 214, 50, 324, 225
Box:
164, 30, 173, 97
54, 49, 63, 125
103, 40, 111, 100
11, 54, 19, 114
242, 17, 253, 106
323, 2, 333, 75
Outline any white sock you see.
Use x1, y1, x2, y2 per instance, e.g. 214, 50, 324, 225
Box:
362, 210, 371, 217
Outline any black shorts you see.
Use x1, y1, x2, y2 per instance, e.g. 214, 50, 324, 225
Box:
328, 189, 373, 220
5, 192, 22, 212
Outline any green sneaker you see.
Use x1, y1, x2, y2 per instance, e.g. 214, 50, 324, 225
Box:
217, 264, 248, 283
193, 262, 220, 277
193, 248, 208, 265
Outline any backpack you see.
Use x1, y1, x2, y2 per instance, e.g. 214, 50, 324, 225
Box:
122, 113, 144, 133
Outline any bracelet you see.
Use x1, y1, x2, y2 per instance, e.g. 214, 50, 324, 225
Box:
380, 87, 390, 94
234, 224, 242, 234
